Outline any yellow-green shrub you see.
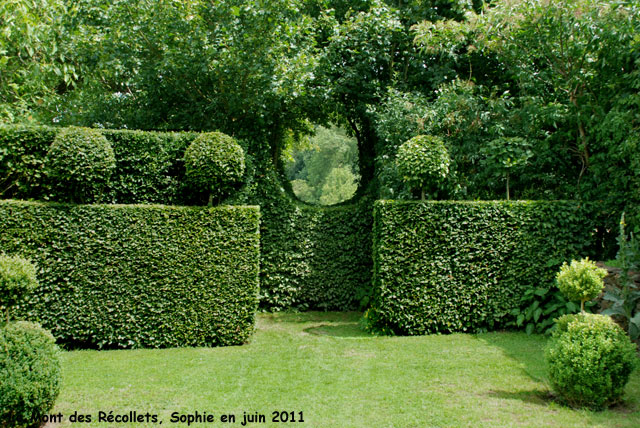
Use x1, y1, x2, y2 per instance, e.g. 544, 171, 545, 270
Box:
546, 313, 637, 409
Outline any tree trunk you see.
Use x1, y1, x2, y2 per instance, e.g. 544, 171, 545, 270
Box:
506, 172, 510, 201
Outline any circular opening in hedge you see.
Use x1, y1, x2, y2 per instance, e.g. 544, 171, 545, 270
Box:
283, 125, 360, 206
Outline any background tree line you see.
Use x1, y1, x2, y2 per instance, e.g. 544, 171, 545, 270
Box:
1, 0, 638, 225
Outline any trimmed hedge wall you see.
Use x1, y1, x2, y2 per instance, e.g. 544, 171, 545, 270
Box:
0, 125, 196, 204
0, 200, 260, 348
368, 200, 603, 335
259, 195, 373, 310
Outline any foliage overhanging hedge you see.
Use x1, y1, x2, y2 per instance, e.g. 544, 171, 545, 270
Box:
368, 200, 604, 335
0, 200, 260, 348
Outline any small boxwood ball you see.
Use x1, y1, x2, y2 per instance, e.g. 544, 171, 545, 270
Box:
546, 313, 637, 409
556, 258, 606, 303
396, 135, 450, 193
45, 127, 116, 202
0, 254, 38, 310
184, 132, 245, 199
0, 322, 61, 428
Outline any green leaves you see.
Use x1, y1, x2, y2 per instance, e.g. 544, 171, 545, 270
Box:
0, 200, 260, 349
367, 200, 601, 335
44, 127, 116, 204
546, 313, 637, 409
396, 135, 450, 199
183, 132, 245, 203
0, 254, 38, 315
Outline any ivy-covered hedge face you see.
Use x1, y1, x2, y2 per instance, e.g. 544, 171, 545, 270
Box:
45, 127, 116, 203
0, 200, 260, 349
367, 200, 604, 335
184, 132, 245, 201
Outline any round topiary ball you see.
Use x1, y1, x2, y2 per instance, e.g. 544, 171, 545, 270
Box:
0, 255, 38, 316
556, 258, 606, 309
396, 135, 450, 200
184, 132, 245, 204
546, 313, 637, 409
0, 322, 61, 428
45, 127, 116, 203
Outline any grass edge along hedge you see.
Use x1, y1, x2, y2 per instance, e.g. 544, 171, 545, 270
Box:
0, 199, 260, 349
367, 200, 603, 335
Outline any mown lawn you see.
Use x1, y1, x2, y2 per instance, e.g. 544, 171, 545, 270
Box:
52, 312, 640, 428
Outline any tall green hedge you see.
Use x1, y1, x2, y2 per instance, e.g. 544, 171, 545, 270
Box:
259, 194, 373, 310
368, 200, 603, 335
0, 200, 260, 348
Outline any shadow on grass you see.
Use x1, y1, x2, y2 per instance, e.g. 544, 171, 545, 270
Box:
474, 332, 549, 384
304, 322, 374, 338
263, 311, 363, 324
487, 389, 553, 407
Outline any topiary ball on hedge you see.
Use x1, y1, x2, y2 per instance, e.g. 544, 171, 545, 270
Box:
184, 132, 245, 205
546, 313, 637, 410
0, 322, 61, 428
0, 254, 38, 319
396, 135, 450, 200
45, 127, 116, 203
556, 258, 606, 310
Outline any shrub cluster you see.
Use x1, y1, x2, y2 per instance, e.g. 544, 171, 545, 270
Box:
0, 321, 61, 428
0, 125, 237, 205
546, 313, 637, 409
0, 200, 260, 348
367, 200, 602, 334
556, 258, 607, 311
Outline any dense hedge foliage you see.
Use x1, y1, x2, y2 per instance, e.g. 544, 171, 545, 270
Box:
0, 125, 196, 204
0, 254, 38, 312
184, 132, 245, 203
367, 200, 604, 335
258, 176, 373, 310
0, 125, 373, 312
45, 127, 116, 203
546, 313, 637, 409
0, 200, 260, 348
0, 321, 61, 428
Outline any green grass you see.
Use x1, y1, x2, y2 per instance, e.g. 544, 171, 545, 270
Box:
51, 312, 640, 428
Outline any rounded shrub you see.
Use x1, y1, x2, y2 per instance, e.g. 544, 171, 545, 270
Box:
184, 132, 245, 204
0, 255, 38, 321
45, 127, 116, 203
0, 321, 61, 428
556, 258, 606, 310
396, 135, 450, 200
546, 313, 637, 409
